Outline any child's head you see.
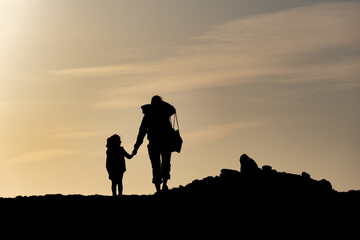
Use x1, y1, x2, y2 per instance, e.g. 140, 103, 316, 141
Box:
107, 134, 121, 148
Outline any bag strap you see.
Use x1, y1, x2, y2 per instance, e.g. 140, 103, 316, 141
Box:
172, 112, 179, 130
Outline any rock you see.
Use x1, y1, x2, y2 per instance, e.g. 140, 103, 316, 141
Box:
240, 154, 260, 175
319, 179, 332, 192
262, 165, 272, 173
301, 172, 311, 180
220, 169, 240, 178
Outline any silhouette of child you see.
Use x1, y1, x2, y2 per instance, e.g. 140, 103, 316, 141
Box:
106, 134, 133, 197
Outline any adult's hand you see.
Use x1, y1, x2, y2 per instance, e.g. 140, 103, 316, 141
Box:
132, 148, 138, 156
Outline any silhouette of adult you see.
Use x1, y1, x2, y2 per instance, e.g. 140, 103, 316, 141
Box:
133, 95, 176, 192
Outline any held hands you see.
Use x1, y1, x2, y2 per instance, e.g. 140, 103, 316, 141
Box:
132, 148, 138, 156
128, 148, 137, 160
130, 143, 139, 159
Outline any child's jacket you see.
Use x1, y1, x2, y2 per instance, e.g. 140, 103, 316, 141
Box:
106, 146, 126, 180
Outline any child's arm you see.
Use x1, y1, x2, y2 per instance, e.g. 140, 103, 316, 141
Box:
123, 149, 134, 159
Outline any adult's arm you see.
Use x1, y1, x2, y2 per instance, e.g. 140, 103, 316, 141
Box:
134, 115, 148, 151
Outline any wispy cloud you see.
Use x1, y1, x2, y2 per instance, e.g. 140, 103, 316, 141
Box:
48, 127, 105, 139
49, 1, 360, 108
183, 121, 261, 146
92, 98, 146, 109
3, 148, 77, 164
49, 64, 156, 77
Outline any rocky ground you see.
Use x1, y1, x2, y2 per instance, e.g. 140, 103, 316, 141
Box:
1, 154, 359, 239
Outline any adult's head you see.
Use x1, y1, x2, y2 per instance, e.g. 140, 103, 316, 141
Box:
151, 95, 163, 106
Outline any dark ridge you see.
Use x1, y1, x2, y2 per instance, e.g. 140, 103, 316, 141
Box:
1, 154, 359, 239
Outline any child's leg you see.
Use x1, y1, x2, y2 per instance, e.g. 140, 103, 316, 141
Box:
118, 172, 124, 196
111, 180, 117, 196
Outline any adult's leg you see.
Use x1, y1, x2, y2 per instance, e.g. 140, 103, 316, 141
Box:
148, 144, 162, 192
111, 180, 117, 197
161, 150, 171, 190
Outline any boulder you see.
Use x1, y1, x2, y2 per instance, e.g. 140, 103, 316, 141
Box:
220, 169, 240, 177
301, 172, 311, 180
262, 165, 272, 173
240, 154, 260, 175
319, 179, 332, 192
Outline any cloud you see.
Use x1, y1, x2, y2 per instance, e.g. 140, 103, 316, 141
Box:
48, 128, 104, 139
178, 1, 360, 84
49, 64, 156, 78
92, 98, 146, 109
4, 148, 77, 164
183, 121, 261, 146
49, 1, 360, 108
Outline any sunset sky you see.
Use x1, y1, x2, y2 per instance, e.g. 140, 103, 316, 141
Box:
0, 0, 359, 197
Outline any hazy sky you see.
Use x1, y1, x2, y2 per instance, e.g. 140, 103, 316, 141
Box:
0, 0, 359, 197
